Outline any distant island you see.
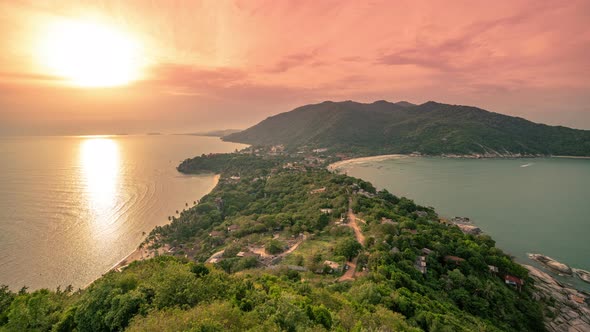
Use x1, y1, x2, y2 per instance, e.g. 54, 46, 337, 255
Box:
223, 100, 590, 157
187, 129, 243, 137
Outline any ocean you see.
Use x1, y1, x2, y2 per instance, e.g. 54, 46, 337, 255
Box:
333, 156, 590, 292
0, 135, 246, 290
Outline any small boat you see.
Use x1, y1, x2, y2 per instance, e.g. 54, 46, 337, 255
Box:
520, 163, 533, 168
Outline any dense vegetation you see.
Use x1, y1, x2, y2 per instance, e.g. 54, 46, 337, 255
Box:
223, 100, 590, 156
0, 153, 549, 331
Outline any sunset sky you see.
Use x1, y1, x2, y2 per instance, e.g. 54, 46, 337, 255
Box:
1, 0, 589, 135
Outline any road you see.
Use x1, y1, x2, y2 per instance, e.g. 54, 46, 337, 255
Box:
347, 197, 365, 245
338, 197, 365, 282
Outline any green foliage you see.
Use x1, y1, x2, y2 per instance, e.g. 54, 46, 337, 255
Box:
265, 239, 285, 255
0, 286, 14, 325
0, 154, 549, 331
224, 100, 590, 156
334, 238, 362, 261
3, 289, 68, 332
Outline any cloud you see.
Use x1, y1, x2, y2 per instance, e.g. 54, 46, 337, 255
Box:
266, 51, 318, 73
149, 64, 247, 89
0, 71, 65, 84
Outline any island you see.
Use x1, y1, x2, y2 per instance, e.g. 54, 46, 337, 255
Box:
2, 101, 590, 331
4, 148, 589, 331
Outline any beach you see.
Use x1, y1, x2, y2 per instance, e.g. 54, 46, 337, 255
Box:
109, 174, 221, 275
328, 154, 409, 171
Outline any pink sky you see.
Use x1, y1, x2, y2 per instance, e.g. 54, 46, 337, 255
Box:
1, 0, 589, 135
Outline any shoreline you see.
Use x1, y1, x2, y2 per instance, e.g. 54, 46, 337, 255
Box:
328, 154, 409, 170
328, 153, 590, 171
551, 155, 590, 159
328, 153, 590, 294
106, 174, 221, 279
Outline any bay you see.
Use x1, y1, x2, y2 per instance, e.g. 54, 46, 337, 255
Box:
0, 135, 246, 290
334, 156, 590, 291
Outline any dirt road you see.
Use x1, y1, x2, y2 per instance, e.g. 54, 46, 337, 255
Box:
347, 198, 365, 246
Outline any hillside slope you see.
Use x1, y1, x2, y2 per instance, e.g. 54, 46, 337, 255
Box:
224, 101, 590, 156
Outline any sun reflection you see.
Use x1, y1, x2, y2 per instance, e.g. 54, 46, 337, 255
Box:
80, 138, 119, 218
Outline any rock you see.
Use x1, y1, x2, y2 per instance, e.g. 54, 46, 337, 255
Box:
523, 265, 590, 332
573, 269, 590, 284
456, 224, 482, 235
528, 253, 573, 275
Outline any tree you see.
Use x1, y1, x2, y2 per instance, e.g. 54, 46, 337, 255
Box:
266, 239, 285, 255
335, 238, 362, 261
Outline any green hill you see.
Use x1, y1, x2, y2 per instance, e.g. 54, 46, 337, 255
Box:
0, 154, 548, 331
223, 100, 590, 156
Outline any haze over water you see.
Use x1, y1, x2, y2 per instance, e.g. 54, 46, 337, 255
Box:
336, 157, 590, 291
0, 135, 246, 290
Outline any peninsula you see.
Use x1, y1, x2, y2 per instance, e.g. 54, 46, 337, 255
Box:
0, 149, 575, 331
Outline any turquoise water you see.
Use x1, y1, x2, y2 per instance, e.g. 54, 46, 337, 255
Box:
336, 157, 590, 291
0, 135, 246, 290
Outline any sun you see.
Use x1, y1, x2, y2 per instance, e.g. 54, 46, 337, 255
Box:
38, 20, 145, 87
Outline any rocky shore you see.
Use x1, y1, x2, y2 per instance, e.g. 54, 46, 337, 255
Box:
574, 269, 590, 284
524, 265, 590, 332
528, 253, 573, 275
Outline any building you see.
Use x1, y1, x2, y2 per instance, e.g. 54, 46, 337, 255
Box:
323, 260, 341, 273
320, 208, 333, 215
227, 224, 240, 232
488, 265, 499, 273
381, 217, 397, 225
444, 255, 465, 264
504, 275, 524, 291
421, 248, 433, 255
209, 230, 224, 237
310, 187, 327, 194
414, 256, 427, 274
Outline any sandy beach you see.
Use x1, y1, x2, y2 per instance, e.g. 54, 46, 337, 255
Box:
109, 174, 221, 274
328, 154, 409, 171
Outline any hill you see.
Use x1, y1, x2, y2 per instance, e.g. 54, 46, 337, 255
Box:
223, 100, 590, 156
0, 153, 551, 331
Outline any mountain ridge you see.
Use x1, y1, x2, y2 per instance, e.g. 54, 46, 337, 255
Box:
223, 100, 590, 156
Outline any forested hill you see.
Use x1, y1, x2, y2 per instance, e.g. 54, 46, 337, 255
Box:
0, 153, 549, 331
223, 100, 590, 156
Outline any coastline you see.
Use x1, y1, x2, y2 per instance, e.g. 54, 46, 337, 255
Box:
551, 155, 590, 159
328, 153, 590, 294
329, 153, 590, 171
328, 154, 409, 170
107, 174, 221, 277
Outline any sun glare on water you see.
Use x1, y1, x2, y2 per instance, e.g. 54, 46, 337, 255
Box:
80, 138, 119, 217
38, 20, 145, 87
